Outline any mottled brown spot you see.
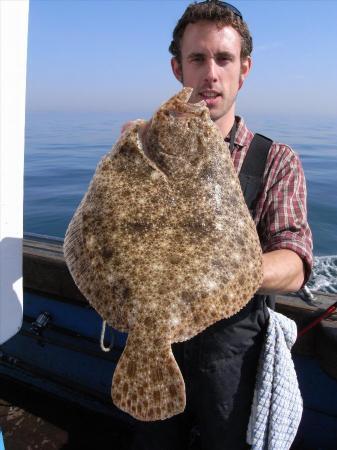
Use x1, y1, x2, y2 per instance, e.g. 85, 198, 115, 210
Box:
158, 287, 168, 295
183, 218, 211, 234
181, 291, 194, 303
122, 383, 129, 394
211, 259, 224, 269
169, 384, 177, 396
238, 274, 245, 284
100, 161, 110, 171
115, 393, 121, 402
138, 386, 144, 396
143, 399, 148, 409
144, 316, 154, 327
153, 390, 161, 403
126, 221, 152, 234
127, 361, 137, 378
168, 365, 175, 376
153, 337, 163, 347
237, 236, 245, 247
101, 246, 114, 259
121, 144, 136, 159
193, 314, 202, 324
169, 255, 181, 265
221, 273, 230, 284
232, 261, 239, 270
131, 337, 141, 346
112, 279, 130, 301
162, 311, 170, 320
114, 375, 121, 384
199, 165, 216, 180
229, 193, 239, 206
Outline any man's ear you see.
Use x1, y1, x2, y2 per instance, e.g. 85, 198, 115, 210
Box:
171, 57, 183, 83
238, 56, 252, 90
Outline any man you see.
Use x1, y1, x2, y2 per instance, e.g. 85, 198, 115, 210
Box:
131, 1, 313, 449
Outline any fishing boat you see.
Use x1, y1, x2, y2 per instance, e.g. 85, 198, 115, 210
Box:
0, 232, 336, 449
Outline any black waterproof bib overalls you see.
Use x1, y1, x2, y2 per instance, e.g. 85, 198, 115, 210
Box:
131, 130, 273, 450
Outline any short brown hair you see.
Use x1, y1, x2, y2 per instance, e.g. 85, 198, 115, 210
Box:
169, 1, 253, 63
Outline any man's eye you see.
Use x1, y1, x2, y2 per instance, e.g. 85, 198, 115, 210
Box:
191, 56, 204, 63
217, 56, 233, 65
217, 57, 229, 64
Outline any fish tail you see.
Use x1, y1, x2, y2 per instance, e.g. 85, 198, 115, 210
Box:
111, 332, 186, 421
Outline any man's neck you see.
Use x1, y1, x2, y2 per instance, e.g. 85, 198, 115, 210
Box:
213, 110, 236, 138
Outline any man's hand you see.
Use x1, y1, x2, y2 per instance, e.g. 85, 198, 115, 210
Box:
258, 249, 305, 295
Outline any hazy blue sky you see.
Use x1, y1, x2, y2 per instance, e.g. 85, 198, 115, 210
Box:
26, 0, 337, 117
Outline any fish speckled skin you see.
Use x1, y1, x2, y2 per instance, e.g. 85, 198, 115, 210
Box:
63, 88, 263, 421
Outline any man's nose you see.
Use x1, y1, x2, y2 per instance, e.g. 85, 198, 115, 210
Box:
204, 58, 218, 83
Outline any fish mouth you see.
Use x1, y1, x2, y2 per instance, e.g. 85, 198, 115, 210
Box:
166, 88, 207, 112
153, 88, 208, 124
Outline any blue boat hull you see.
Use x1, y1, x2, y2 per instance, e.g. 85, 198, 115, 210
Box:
1, 289, 337, 448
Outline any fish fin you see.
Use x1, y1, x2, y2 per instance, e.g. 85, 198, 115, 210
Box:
111, 332, 185, 421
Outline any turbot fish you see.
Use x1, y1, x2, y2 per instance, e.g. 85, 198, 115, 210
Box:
63, 88, 263, 422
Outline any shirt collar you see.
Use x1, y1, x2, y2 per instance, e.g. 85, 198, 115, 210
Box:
224, 116, 253, 148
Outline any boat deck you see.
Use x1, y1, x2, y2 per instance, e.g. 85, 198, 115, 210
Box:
0, 377, 133, 450
1, 235, 336, 449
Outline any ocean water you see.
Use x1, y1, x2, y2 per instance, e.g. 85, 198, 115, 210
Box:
24, 111, 337, 293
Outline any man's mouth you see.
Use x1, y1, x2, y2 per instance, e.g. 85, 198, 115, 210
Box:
199, 91, 221, 105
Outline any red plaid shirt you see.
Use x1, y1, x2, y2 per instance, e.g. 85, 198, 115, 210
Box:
227, 117, 313, 284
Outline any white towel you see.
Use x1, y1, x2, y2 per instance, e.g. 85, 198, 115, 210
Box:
247, 308, 303, 450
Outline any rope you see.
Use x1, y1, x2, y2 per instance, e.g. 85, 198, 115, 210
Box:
100, 320, 114, 352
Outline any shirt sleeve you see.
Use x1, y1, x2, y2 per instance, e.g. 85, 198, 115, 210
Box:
256, 144, 313, 286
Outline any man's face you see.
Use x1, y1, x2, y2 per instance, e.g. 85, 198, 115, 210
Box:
171, 21, 251, 127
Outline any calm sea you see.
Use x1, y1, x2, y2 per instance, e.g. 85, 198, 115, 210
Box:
24, 111, 337, 293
